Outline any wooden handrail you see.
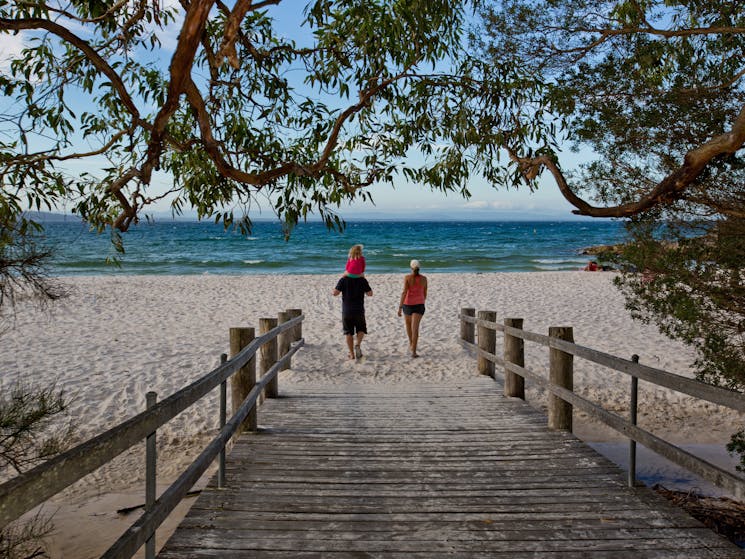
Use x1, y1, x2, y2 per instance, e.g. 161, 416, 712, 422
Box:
547, 335, 745, 412
459, 309, 745, 501
100, 340, 304, 559
472, 344, 504, 367
461, 311, 745, 412
0, 313, 304, 530
501, 359, 745, 500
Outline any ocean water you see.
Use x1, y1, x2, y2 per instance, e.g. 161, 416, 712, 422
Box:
39, 219, 625, 275
588, 442, 742, 500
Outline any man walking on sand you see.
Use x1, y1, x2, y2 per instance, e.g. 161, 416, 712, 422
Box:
332, 275, 373, 360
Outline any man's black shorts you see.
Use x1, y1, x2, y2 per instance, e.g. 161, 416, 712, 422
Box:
342, 313, 367, 335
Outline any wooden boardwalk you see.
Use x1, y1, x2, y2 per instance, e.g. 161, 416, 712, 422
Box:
159, 377, 743, 558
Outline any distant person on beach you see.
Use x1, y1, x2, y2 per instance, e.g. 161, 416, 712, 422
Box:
343, 244, 366, 277
398, 259, 427, 358
332, 274, 373, 360
583, 260, 600, 271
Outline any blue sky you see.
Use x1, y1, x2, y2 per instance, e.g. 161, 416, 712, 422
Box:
328, 175, 586, 221
0, 2, 590, 222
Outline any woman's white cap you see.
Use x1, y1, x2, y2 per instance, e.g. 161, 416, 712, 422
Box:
410, 259, 420, 269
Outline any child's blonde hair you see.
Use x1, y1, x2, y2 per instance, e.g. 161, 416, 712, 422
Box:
348, 244, 364, 259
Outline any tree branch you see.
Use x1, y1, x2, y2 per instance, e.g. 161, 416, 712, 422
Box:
679, 67, 745, 94
109, 168, 141, 231
511, 104, 745, 217
217, 0, 282, 69
7, 128, 134, 166
214, 0, 318, 66
546, 23, 745, 61
182, 68, 412, 187
30, 0, 132, 24
0, 18, 140, 119
140, 0, 215, 184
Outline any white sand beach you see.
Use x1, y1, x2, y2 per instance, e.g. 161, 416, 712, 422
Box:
1, 272, 743, 557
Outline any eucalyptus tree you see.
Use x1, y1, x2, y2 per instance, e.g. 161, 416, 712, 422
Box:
0, 0, 508, 238
474, 0, 745, 216
473, 0, 745, 462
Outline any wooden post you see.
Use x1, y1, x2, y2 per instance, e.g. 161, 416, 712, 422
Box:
548, 326, 573, 432
278, 311, 292, 371
218, 353, 227, 489
477, 310, 497, 377
460, 307, 475, 343
260, 317, 279, 399
230, 327, 256, 432
287, 308, 302, 342
145, 391, 157, 559
629, 354, 640, 487
503, 318, 525, 399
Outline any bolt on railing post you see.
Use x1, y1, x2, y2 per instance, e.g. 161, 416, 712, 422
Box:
145, 391, 157, 559
548, 327, 574, 432
477, 311, 497, 377
504, 318, 525, 399
259, 317, 279, 399
230, 327, 257, 432
629, 354, 640, 488
218, 353, 227, 489
460, 307, 475, 344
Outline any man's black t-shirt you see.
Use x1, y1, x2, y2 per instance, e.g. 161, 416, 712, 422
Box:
335, 276, 372, 315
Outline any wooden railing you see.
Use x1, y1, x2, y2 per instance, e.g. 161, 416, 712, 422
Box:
0, 308, 305, 558
459, 307, 745, 500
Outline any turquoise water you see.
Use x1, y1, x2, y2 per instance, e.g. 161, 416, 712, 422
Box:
39, 219, 625, 275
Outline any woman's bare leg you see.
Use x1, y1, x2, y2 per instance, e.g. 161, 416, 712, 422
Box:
410, 313, 423, 357
404, 314, 413, 348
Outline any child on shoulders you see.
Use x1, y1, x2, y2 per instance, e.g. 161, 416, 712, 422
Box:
344, 244, 366, 278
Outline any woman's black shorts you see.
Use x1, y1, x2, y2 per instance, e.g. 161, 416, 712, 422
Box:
402, 304, 425, 316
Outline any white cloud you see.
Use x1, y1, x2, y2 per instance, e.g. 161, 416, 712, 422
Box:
462, 200, 515, 210
0, 31, 27, 72
463, 200, 489, 209
157, 3, 185, 52
489, 200, 515, 210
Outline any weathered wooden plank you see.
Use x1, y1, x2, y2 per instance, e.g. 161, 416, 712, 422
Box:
176, 514, 705, 532
160, 532, 735, 554
224, 445, 595, 457
210, 477, 632, 492
161, 530, 733, 553
218, 468, 617, 480
158, 550, 724, 559
189, 486, 638, 500
186, 500, 701, 517
176, 509, 702, 524
171, 496, 674, 514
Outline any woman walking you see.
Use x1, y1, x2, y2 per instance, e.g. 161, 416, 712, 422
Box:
397, 259, 428, 358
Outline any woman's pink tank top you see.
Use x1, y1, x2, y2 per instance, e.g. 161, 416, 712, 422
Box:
404, 276, 425, 305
